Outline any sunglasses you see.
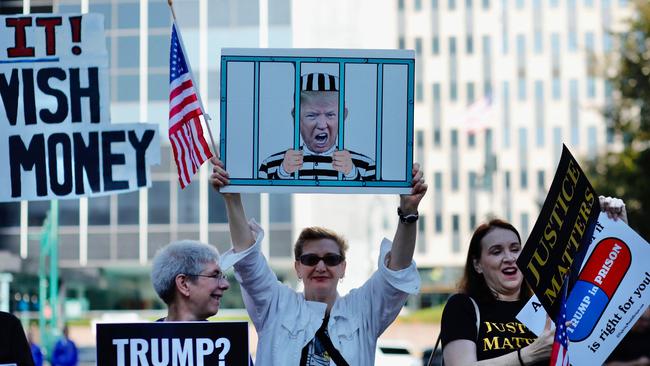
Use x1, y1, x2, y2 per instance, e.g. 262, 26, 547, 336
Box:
298, 253, 345, 266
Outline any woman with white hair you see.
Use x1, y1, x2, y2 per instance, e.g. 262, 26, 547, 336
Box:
151, 240, 230, 321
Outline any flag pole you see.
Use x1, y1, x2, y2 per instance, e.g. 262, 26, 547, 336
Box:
167, 0, 218, 157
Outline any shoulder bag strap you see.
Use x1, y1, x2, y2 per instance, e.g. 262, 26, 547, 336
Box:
468, 296, 480, 340
427, 296, 481, 366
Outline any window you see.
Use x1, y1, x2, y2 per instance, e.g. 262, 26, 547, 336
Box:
398, 37, 405, 49
269, 0, 292, 25
116, 75, 140, 102
534, 81, 545, 147
148, 35, 168, 68
533, 0, 543, 53
270, 194, 292, 223
567, 0, 578, 51
520, 213, 529, 240
0, 203, 20, 227
466, 36, 474, 54
465, 0, 474, 54
433, 83, 442, 147
118, 191, 139, 225
148, 73, 168, 101
435, 172, 443, 190
502, 81, 511, 148
519, 127, 528, 189
449, 37, 458, 101
415, 38, 423, 55
416, 81, 424, 102
149, 1, 171, 28
449, 0, 456, 9
467, 82, 475, 105
570, 79, 579, 146
416, 130, 425, 164
432, 36, 440, 55
149, 181, 170, 224
91, 3, 113, 28
452, 214, 460, 253
585, 32, 596, 98
588, 126, 597, 159
435, 214, 443, 233
482, 36, 492, 96
415, 0, 423, 10
177, 183, 199, 224
117, 36, 140, 69
537, 170, 545, 190
417, 215, 426, 253
88, 195, 110, 226
118, 3, 140, 29
501, 0, 509, 54
516, 34, 526, 101
451, 129, 458, 147
553, 127, 563, 164
59, 199, 79, 226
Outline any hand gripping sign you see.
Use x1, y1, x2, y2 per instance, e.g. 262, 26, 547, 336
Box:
0, 13, 160, 202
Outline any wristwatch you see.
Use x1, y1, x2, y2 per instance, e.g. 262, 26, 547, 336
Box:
397, 207, 419, 224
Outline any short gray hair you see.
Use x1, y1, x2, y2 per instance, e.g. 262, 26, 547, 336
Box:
151, 240, 220, 304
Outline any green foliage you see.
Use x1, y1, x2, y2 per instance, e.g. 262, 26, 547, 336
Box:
399, 304, 445, 323
590, 0, 650, 240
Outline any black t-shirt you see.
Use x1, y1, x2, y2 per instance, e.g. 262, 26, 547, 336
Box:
0, 311, 35, 366
440, 293, 542, 364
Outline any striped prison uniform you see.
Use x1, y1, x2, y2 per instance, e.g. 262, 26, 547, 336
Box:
259, 146, 376, 181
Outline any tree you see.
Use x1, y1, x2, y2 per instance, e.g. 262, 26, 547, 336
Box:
589, 0, 650, 239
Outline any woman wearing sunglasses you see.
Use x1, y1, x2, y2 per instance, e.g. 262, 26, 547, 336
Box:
210, 156, 427, 366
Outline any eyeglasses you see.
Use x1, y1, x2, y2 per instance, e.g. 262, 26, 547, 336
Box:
185, 271, 227, 281
298, 253, 344, 266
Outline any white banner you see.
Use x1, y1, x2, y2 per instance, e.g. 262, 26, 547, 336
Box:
0, 14, 159, 201
518, 212, 650, 365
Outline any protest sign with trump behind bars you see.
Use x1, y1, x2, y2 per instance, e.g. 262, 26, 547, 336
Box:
516, 145, 600, 319
0, 13, 159, 202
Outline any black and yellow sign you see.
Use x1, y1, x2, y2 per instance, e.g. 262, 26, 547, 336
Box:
517, 145, 600, 318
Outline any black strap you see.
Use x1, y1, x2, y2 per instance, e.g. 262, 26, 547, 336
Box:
300, 316, 349, 366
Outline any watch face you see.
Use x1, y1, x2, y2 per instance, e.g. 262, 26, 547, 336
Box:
404, 215, 418, 223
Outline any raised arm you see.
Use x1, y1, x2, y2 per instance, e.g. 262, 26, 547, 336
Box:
388, 163, 428, 270
210, 157, 255, 252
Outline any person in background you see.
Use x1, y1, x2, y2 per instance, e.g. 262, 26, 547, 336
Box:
0, 311, 34, 366
51, 325, 78, 366
439, 196, 627, 366
28, 329, 43, 366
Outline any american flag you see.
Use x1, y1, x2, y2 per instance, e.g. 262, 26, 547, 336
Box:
550, 281, 570, 366
169, 22, 213, 189
452, 95, 497, 135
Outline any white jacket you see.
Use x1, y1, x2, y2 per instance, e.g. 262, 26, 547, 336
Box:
222, 228, 420, 366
